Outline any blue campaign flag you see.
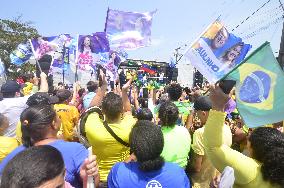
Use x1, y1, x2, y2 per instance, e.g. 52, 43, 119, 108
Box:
10, 42, 33, 66
105, 8, 156, 50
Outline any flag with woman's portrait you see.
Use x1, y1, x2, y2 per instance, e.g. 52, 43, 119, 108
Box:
76, 33, 110, 71
184, 19, 251, 83
105, 8, 156, 50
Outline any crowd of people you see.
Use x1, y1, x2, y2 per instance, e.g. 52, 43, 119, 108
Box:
0, 68, 283, 188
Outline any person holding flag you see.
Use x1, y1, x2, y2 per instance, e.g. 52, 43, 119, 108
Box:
203, 84, 284, 188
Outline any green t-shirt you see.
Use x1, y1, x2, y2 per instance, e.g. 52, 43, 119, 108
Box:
161, 125, 191, 168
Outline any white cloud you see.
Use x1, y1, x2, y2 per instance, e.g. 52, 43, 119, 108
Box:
151, 36, 164, 46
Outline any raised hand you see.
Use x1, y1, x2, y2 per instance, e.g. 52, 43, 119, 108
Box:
209, 84, 230, 112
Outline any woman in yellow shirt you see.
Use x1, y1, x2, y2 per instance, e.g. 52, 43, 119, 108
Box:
0, 113, 19, 162
204, 84, 284, 188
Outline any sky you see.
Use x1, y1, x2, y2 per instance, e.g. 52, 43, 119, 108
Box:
0, 0, 283, 64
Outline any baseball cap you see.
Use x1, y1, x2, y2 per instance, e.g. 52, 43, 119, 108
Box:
26, 92, 59, 106
1, 80, 21, 93
193, 96, 212, 111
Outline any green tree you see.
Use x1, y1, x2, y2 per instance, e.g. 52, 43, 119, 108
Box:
0, 16, 39, 79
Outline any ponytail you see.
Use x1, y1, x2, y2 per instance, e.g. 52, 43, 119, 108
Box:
21, 123, 32, 147
139, 156, 164, 172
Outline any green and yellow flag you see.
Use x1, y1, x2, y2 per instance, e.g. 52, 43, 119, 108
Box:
225, 42, 284, 128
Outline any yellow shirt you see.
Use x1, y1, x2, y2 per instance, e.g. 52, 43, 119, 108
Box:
85, 113, 136, 182
191, 125, 232, 188
0, 136, 19, 162
54, 104, 79, 141
16, 121, 22, 144
22, 82, 34, 96
204, 110, 278, 188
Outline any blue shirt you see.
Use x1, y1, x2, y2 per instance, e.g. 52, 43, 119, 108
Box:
83, 92, 96, 109
0, 140, 88, 188
107, 162, 190, 188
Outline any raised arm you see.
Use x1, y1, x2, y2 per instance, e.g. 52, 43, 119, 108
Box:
38, 72, 48, 92
203, 84, 259, 185
185, 109, 194, 132
70, 82, 79, 106
133, 86, 140, 111
32, 75, 39, 93
122, 78, 133, 113
89, 72, 108, 108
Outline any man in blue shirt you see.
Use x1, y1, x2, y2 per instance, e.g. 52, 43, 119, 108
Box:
83, 81, 98, 109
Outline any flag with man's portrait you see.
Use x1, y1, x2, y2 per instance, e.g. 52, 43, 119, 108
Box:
105, 8, 156, 50
225, 42, 284, 128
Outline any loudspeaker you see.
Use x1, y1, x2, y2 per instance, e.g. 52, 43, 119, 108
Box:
167, 67, 178, 82
143, 88, 149, 98
193, 70, 203, 88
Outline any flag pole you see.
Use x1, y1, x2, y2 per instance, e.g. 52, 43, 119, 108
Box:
62, 44, 66, 84
75, 49, 78, 82
29, 39, 43, 73
104, 7, 110, 33
75, 34, 79, 82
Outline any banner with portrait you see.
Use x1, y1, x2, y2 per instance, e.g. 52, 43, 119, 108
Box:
184, 19, 251, 83
76, 32, 110, 71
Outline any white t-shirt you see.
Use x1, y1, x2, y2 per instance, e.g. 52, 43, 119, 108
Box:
0, 96, 29, 137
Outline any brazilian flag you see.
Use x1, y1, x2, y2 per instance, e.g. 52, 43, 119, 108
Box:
225, 42, 284, 128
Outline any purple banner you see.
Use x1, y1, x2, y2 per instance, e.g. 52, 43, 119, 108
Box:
105, 9, 156, 50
